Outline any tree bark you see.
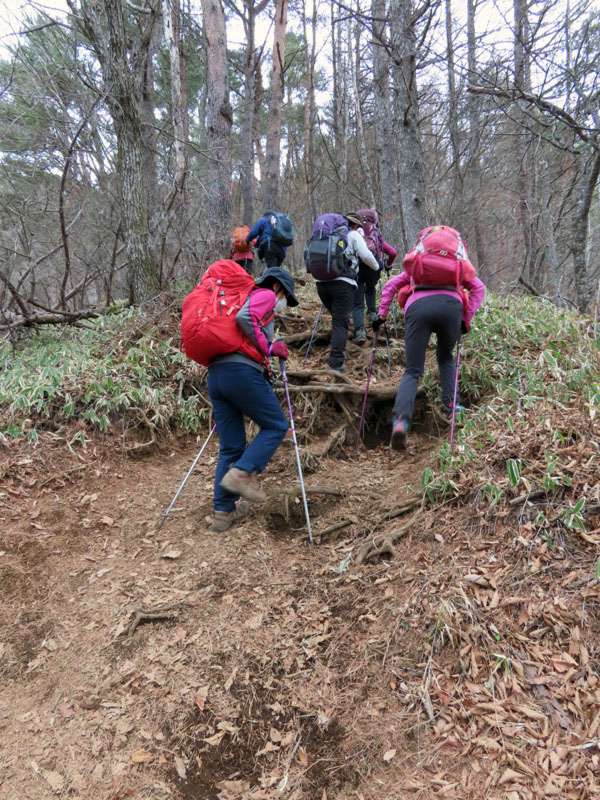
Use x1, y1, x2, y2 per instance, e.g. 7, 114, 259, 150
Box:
162, 0, 187, 193
352, 6, 376, 208
302, 0, 318, 226
445, 0, 463, 224
513, 0, 541, 286
465, 0, 486, 270
263, 0, 288, 209
571, 149, 600, 313
372, 0, 402, 251
240, 0, 257, 225
200, 0, 233, 256
389, 0, 427, 251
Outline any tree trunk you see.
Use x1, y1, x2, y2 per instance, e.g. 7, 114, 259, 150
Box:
372, 0, 402, 251
72, 0, 159, 302
200, 0, 233, 256
445, 0, 463, 224
263, 0, 288, 209
302, 0, 318, 226
162, 0, 187, 192
352, 7, 376, 208
571, 149, 600, 313
240, 0, 256, 225
389, 0, 427, 251
513, 0, 541, 286
253, 58, 265, 196
465, 0, 486, 271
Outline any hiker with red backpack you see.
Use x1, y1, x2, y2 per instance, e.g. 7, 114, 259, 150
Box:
180, 261, 299, 531
352, 208, 397, 345
372, 225, 485, 451
230, 225, 256, 275
246, 211, 294, 268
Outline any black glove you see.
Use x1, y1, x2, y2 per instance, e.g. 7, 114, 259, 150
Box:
461, 320, 470, 335
371, 316, 386, 332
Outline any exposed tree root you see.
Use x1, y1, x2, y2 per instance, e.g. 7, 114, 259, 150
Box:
357, 511, 420, 563
282, 382, 397, 399
300, 425, 347, 472
124, 408, 158, 455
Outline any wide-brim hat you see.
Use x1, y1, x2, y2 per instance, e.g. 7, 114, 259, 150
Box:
345, 212, 364, 227
255, 267, 299, 307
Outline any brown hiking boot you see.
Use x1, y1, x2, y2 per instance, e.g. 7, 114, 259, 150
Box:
210, 500, 251, 532
220, 467, 266, 503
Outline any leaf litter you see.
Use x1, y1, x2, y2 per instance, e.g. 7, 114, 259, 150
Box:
1, 295, 599, 798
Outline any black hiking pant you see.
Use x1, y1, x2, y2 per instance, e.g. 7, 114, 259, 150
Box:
393, 294, 462, 424
316, 280, 356, 370
258, 241, 285, 269
352, 264, 380, 332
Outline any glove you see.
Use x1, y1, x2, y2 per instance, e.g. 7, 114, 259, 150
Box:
371, 316, 386, 332
461, 320, 470, 335
270, 340, 289, 359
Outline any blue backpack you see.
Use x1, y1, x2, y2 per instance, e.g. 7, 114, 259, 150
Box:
269, 212, 294, 247
304, 214, 349, 281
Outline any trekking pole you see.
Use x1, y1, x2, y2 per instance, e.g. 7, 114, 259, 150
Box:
157, 423, 217, 530
356, 330, 379, 451
303, 305, 323, 365
279, 358, 314, 547
383, 323, 392, 376
450, 337, 462, 447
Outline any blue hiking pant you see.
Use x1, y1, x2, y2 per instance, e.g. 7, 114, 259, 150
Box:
207, 362, 288, 511
393, 294, 462, 425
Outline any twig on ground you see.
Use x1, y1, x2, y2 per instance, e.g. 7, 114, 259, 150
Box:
126, 603, 183, 637
37, 463, 89, 488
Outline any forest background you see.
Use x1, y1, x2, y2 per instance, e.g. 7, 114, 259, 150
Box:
1, 0, 599, 332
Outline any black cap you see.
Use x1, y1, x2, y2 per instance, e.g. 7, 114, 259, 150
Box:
255, 267, 299, 307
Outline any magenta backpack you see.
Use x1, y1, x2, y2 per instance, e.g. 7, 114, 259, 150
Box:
357, 208, 384, 259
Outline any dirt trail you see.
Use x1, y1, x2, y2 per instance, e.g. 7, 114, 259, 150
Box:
1, 351, 448, 800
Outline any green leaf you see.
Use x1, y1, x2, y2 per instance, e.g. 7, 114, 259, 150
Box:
507, 459, 520, 487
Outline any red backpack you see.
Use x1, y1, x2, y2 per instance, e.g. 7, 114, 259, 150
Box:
181, 260, 262, 367
232, 225, 251, 253
403, 225, 476, 288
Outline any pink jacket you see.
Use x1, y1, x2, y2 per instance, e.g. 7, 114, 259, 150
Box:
379, 272, 485, 329
235, 287, 276, 357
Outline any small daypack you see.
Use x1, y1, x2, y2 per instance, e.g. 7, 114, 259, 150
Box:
181, 260, 262, 367
304, 213, 349, 281
357, 208, 384, 259
269, 212, 294, 247
232, 225, 251, 253
403, 225, 476, 289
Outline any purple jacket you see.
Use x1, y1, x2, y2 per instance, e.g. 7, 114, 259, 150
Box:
379, 272, 486, 329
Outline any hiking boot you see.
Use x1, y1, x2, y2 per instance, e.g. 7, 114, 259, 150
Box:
282, 427, 294, 446
354, 328, 367, 345
390, 417, 408, 451
443, 402, 466, 415
330, 364, 346, 373
220, 467, 266, 503
210, 500, 251, 532
368, 312, 379, 325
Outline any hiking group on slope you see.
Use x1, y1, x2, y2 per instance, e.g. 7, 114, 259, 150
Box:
182, 210, 485, 531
